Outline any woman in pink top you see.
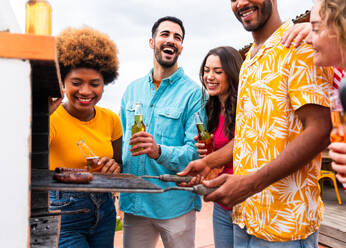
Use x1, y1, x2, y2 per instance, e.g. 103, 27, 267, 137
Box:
196, 46, 242, 248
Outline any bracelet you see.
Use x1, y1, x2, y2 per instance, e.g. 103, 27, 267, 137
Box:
155, 145, 161, 160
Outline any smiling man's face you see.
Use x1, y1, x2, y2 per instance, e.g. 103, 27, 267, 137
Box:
231, 0, 273, 32
150, 21, 183, 68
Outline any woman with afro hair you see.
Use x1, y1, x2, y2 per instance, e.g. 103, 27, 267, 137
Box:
49, 26, 122, 248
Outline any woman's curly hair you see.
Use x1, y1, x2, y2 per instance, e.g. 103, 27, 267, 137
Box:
320, 0, 346, 62
56, 26, 119, 85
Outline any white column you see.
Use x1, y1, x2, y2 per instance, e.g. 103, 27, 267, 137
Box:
0, 1, 30, 247
0, 0, 21, 33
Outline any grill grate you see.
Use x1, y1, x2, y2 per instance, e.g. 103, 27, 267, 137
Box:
31, 169, 163, 193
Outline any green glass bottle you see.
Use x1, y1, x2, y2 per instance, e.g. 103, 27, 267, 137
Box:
131, 103, 145, 153
194, 112, 214, 154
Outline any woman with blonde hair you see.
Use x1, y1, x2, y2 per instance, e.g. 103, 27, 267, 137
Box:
308, 0, 346, 68
308, 0, 346, 185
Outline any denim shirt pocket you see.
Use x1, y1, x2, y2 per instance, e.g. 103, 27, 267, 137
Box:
125, 104, 136, 133
156, 108, 183, 145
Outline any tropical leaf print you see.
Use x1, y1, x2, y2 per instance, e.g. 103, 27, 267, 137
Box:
232, 21, 333, 242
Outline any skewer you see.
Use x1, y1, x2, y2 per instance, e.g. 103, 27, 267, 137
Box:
141, 174, 193, 183
140, 174, 217, 195
163, 185, 218, 195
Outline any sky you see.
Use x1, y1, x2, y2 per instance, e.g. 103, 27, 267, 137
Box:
9, 0, 313, 113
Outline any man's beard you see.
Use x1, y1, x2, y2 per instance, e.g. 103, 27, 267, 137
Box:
236, 0, 273, 32
154, 44, 179, 68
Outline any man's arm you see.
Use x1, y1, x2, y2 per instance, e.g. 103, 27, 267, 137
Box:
204, 139, 234, 168
252, 104, 331, 191
203, 104, 331, 208
178, 139, 234, 178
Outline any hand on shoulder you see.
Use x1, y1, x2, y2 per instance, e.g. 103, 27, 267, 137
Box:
282, 22, 311, 48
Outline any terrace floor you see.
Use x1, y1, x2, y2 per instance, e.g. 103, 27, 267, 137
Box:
319, 182, 346, 248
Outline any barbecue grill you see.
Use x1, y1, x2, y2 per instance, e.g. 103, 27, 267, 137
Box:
27, 40, 212, 246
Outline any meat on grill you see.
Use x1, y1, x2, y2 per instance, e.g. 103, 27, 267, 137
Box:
53, 171, 93, 184
55, 167, 87, 173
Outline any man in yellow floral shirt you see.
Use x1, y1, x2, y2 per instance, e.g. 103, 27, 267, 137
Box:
179, 0, 334, 247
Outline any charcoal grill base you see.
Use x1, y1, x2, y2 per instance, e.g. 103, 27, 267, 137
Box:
30, 215, 60, 248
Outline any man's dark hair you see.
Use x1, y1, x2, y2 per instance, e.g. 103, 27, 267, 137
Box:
151, 16, 185, 40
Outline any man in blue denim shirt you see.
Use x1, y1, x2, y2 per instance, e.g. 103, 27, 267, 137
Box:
120, 16, 203, 248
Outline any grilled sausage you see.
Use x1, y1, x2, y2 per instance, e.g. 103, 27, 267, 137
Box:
55, 167, 88, 173
53, 172, 93, 184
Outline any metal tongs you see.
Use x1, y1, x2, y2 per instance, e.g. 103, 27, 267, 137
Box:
141, 174, 193, 183
141, 174, 218, 195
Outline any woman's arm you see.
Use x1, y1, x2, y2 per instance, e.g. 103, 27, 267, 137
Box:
112, 137, 123, 166
49, 96, 63, 115
99, 137, 123, 174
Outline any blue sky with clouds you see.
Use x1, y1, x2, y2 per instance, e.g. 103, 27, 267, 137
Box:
10, 0, 313, 113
